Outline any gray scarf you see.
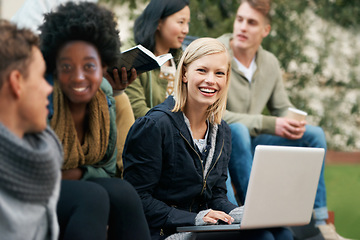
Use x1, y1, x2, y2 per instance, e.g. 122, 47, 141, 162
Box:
0, 123, 63, 204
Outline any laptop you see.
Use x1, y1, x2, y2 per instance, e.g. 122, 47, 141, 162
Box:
177, 145, 324, 232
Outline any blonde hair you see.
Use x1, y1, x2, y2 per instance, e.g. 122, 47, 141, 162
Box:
172, 37, 231, 124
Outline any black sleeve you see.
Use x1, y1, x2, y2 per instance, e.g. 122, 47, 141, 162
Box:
123, 116, 196, 228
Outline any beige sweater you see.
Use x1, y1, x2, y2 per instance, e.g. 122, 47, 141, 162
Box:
218, 33, 293, 136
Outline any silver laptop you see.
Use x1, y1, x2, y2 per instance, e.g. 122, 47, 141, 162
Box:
177, 145, 324, 232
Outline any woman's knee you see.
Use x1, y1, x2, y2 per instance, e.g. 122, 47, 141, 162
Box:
60, 180, 109, 207
90, 178, 141, 208
112, 179, 138, 201
57, 180, 110, 227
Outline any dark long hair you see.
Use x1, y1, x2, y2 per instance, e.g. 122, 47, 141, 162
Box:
134, 0, 189, 54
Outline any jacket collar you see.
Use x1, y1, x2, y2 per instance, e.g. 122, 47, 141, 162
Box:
148, 96, 226, 154
148, 96, 193, 141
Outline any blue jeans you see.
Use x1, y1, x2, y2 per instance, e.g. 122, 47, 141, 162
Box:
226, 170, 238, 206
228, 123, 328, 221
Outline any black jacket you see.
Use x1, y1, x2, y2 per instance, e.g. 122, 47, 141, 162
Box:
123, 96, 236, 239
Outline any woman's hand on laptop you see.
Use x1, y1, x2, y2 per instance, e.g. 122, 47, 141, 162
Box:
203, 210, 234, 225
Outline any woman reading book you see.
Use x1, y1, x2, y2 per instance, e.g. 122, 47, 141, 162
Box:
123, 38, 293, 240
124, 0, 190, 119
39, 2, 150, 239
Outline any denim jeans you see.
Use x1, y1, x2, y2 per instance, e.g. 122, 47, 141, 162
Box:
226, 170, 238, 206
227, 123, 328, 221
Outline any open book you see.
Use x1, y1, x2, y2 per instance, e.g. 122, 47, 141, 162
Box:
107, 44, 173, 79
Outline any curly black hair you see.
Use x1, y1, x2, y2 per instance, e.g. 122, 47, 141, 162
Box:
39, 2, 121, 74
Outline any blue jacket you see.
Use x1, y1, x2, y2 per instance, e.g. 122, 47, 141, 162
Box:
123, 96, 236, 239
47, 75, 117, 179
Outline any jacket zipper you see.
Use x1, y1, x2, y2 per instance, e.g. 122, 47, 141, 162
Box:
180, 133, 225, 210
180, 133, 204, 175
180, 133, 204, 212
202, 139, 224, 194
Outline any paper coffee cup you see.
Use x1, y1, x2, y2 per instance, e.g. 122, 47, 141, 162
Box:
286, 107, 307, 121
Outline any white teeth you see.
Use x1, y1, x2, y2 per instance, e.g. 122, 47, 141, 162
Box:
200, 88, 216, 93
73, 87, 86, 92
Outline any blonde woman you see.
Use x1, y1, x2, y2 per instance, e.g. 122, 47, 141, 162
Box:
123, 38, 292, 240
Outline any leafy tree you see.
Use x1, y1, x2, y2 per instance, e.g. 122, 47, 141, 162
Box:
312, 0, 360, 29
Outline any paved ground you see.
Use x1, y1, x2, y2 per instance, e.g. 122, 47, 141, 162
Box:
326, 150, 360, 164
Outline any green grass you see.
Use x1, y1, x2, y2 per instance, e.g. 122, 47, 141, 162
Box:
324, 164, 360, 239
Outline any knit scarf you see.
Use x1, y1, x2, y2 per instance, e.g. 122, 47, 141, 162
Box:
0, 123, 63, 204
50, 81, 110, 170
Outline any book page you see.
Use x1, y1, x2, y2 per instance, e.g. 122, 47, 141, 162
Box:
118, 45, 173, 74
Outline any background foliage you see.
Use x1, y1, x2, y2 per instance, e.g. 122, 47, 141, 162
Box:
101, 0, 360, 151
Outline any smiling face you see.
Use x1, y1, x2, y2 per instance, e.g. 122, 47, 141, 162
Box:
232, 1, 270, 53
183, 52, 229, 110
19, 47, 53, 134
56, 41, 104, 108
155, 5, 190, 54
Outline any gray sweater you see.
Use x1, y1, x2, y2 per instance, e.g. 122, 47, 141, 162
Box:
0, 124, 63, 240
0, 182, 61, 240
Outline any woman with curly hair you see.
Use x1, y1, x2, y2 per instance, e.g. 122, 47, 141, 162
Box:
39, 2, 150, 240
125, 0, 190, 119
